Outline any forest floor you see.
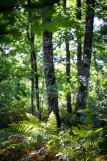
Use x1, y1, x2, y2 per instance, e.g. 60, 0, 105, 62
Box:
0, 144, 107, 161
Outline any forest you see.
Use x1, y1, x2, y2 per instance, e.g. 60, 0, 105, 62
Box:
0, 0, 107, 160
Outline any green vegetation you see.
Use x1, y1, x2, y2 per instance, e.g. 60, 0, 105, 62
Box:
0, 0, 107, 160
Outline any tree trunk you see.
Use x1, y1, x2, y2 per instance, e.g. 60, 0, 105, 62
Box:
75, 0, 82, 113
42, 15, 60, 127
30, 36, 41, 119
30, 43, 35, 116
66, 41, 72, 113
75, 0, 95, 114
76, 0, 82, 78
27, 0, 41, 119
63, 0, 72, 113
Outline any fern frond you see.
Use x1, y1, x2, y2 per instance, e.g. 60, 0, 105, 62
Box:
9, 122, 32, 133
9, 114, 40, 134
47, 111, 57, 135
26, 113, 40, 125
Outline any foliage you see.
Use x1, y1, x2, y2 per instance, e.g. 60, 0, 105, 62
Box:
7, 112, 57, 148
0, 112, 105, 161
0, 0, 107, 160
47, 111, 58, 135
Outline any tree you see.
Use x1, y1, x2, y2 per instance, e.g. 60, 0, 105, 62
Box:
75, 0, 95, 119
63, 0, 72, 113
42, 3, 60, 127
27, 0, 41, 119
76, 0, 82, 87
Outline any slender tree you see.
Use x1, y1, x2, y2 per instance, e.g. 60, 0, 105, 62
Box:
75, 0, 82, 114
76, 0, 82, 80
63, 0, 72, 113
27, 0, 41, 119
42, 4, 60, 127
75, 0, 95, 114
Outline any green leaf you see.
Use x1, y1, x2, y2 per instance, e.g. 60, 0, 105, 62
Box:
47, 111, 57, 135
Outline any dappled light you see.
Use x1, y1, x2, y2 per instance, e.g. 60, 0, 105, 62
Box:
0, 0, 107, 160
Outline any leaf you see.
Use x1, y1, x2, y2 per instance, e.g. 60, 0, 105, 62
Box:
72, 126, 88, 137
37, 134, 43, 143
47, 111, 57, 135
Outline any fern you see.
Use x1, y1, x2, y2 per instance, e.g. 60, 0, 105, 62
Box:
9, 112, 57, 135
10, 122, 34, 133
26, 113, 40, 125
7, 112, 58, 148
47, 111, 57, 135
9, 113, 40, 134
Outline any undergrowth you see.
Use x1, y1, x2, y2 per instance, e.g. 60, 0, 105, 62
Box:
0, 111, 105, 161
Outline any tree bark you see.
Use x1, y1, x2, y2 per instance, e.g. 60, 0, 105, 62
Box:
30, 35, 41, 119
63, 0, 72, 113
66, 41, 72, 113
27, 0, 41, 119
42, 15, 60, 127
75, 0, 95, 113
30, 42, 35, 116
76, 0, 82, 78
75, 0, 82, 113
